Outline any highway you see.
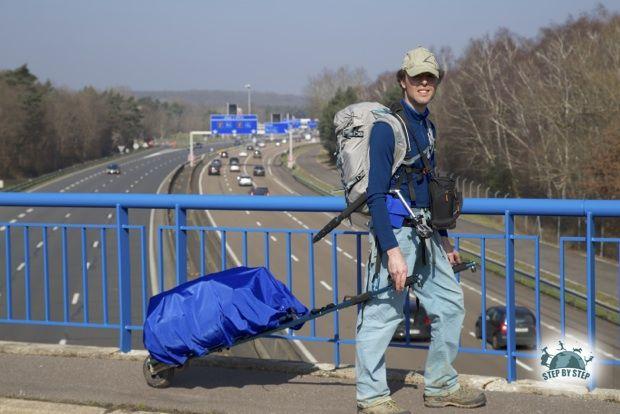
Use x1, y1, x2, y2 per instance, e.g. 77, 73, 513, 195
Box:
0, 139, 617, 389
197, 140, 619, 389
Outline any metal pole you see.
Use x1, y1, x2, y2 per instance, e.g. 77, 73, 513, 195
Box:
189, 132, 194, 167
287, 114, 294, 168
245, 84, 251, 115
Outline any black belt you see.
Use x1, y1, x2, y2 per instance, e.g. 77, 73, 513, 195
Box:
402, 218, 418, 227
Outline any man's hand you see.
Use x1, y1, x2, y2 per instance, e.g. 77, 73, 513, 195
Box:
441, 236, 461, 265
386, 247, 408, 292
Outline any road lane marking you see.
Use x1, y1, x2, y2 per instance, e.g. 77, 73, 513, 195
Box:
36, 241, 43, 249
107, 213, 113, 220
52, 226, 58, 231
291, 254, 299, 262
256, 221, 262, 227
65, 213, 71, 219
18, 213, 25, 218
71, 293, 80, 305
343, 252, 353, 260
58, 338, 67, 345
270, 235, 277, 242
516, 359, 533, 372
94, 189, 99, 192
86, 262, 91, 270
320, 281, 333, 291
93, 241, 99, 248
469, 331, 476, 338
245, 211, 250, 215
16, 262, 25, 272
26, 208, 33, 213
10, 219, 17, 224
0, 226, 5, 232
125, 189, 130, 193
324, 239, 332, 246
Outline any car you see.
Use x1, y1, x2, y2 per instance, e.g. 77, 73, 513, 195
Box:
194, 142, 203, 148
249, 186, 269, 196
392, 299, 431, 342
253, 165, 265, 176
275, 141, 281, 147
229, 164, 240, 172
253, 150, 262, 159
207, 164, 221, 175
281, 139, 287, 144
246, 145, 254, 151
475, 306, 536, 349
220, 151, 228, 158
106, 164, 121, 175
211, 158, 222, 167
237, 175, 253, 186
239, 151, 248, 157
229, 157, 240, 165
257, 141, 266, 148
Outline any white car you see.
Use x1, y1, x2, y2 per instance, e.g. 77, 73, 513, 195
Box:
239, 151, 248, 157
237, 175, 253, 186
229, 164, 240, 172
275, 141, 281, 147
257, 142, 266, 148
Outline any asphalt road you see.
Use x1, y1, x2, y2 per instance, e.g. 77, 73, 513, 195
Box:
195, 141, 619, 388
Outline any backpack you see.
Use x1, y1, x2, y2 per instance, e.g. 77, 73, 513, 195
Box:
333, 102, 410, 214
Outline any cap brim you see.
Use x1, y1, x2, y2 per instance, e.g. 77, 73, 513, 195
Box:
404, 65, 439, 79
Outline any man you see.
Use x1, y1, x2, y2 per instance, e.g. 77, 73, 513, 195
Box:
355, 47, 487, 413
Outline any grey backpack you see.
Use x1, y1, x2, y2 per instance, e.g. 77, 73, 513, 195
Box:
333, 102, 410, 214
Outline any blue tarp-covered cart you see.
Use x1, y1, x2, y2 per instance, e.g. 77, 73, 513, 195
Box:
143, 263, 475, 388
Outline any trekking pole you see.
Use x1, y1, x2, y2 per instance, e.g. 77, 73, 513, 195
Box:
312, 193, 367, 244
389, 189, 433, 239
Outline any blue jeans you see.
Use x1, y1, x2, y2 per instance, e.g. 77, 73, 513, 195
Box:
355, 222, 465, 407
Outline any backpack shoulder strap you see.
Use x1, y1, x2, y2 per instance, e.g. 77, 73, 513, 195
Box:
390, 101, 434, 175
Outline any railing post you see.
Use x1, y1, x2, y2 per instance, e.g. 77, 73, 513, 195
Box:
504, 211, 516, 382
116, 204, 131, 352
585, 212, 596, 391
175, 204, 187, 285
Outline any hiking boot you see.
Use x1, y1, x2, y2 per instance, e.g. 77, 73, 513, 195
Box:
357, 398, 411, 414
424, 386, 487, 408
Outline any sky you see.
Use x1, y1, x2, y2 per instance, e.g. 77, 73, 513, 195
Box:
0, 0, 618, 95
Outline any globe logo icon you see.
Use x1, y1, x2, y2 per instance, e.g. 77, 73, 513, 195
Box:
548, 351, 586, 370
540, 340, 594, 382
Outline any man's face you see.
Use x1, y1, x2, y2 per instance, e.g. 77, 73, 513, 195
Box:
400, 72, 438, 107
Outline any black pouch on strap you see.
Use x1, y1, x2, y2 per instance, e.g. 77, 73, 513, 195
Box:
428, 175, 462, 230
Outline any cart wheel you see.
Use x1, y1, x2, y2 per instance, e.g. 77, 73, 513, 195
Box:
143, 356, 175, 388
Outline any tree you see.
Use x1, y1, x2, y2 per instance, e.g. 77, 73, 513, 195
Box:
319, 87, 358, 162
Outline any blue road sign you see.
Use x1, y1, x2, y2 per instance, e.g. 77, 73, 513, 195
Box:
265, 122, 289, 134
308, 120, 318, 129
211, 114, 258, 135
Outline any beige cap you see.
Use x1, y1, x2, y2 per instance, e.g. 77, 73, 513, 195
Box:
401, 47, 440, 78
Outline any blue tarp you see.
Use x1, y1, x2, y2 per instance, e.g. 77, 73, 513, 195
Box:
143, 266, 309, 366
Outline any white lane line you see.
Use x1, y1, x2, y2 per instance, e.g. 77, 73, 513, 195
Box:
36, 241, 43, 249
26, 208, 33, 213
52, 226, 58, 231
58, 338, 67, 345
270, 235, 277, 242
94, 189, 99, 192
65, 213, 71, 219
102, 183, 106, 187
92, 241, 99, 248
0, 226, 5, 232
343, 252, 353, 260
324, 239, 332, 246
320, 281, 333, 291
469, 331, 476, 338
71, 292, 80, 305
516, 359, 533, 372
256, 221, 262, 227
245, 211, 250, 215
107, 213, 113, 220
125, 189, 130, 193
291, 254, 299, 262
16, 262, 25, 272
10, 219, 17, 224
86, 262, 91, 270
60, 189, 65, 193
18, 213, 26, 218
129, 184, 134, 188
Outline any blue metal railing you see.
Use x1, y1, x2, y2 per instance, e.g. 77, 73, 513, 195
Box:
0, 193, 618, 389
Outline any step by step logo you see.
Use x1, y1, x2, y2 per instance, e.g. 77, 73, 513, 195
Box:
540, 340, 594, 382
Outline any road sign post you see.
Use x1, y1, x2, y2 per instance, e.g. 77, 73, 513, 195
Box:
189, 131, 210, 167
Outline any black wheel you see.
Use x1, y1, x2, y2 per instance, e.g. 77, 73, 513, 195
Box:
143, 356, 175, 388
491, 334, 502, 350
475, 324, 481, 339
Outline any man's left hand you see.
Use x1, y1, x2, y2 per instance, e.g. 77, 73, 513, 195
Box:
441, 236, 461, 265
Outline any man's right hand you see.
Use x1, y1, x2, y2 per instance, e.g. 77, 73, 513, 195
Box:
387, 247, 408, 292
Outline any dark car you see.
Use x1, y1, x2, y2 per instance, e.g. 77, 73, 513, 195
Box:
207, 163, 221, 176
475, 306, 536, 349
229, 157, 240, 165
246, 145, 254, 151
253, 149, 262, 159
106, 163, 121, 175
220, 151, 229, 158
253, 165, 265, 176
392, 299, 431, 342
249, 186, 269, 196
211, 158, 222, 167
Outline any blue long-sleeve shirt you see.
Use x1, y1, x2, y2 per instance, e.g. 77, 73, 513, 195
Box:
366, 100, 447, 251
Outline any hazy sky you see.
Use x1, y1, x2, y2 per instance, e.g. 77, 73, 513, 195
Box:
1, 0, 618, 94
